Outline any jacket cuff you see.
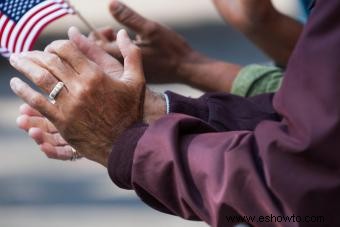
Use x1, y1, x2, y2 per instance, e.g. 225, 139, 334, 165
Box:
108, 123, 148, 190
164, 91, 209, 121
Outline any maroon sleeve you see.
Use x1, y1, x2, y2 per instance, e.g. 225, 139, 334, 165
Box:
165, 91, 280, 131
111, 1, 340, 226
108, 92, 279, 191
108, 123, 147, 190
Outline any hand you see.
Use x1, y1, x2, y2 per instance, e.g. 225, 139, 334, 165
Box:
89, 0, 196, 84
16, 87, 166, 162
10, 28, 145, 167
17, 104, 74, 160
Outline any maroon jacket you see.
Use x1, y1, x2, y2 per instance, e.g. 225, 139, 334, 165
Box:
108, 1, 340, 226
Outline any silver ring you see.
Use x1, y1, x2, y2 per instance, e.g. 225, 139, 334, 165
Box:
70, 147, 82, 161
49, 82, 64, 104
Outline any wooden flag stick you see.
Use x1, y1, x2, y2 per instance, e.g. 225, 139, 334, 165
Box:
65, 0, 107, 41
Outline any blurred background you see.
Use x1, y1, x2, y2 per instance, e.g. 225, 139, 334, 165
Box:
0, 0, 303, 226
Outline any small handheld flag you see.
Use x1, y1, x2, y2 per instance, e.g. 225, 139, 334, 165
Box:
0, 0, 74, 58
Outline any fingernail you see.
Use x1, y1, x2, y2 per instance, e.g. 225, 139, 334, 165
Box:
118, 29, 128, 37
10, 77, 19, 91
16, 115, 25, 128
110, 0, 122, 12
68, 26, 85, 38
9, 54, 18, 65
19, 103, 28, 113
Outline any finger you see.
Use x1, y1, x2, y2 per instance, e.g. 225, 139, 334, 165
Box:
40, 143, 74, 161
45, 38, 95, 75
67, 27, 122, 75
21, 51, 76, 84
17, 115, 57, 133
10, 77, 58, 121
29, 128, 67, 146
20, 103, 42, 117
110, 0, 158, 36
117, 29, 144, 84
10, 54, 62, 94
88, 27, 116, 42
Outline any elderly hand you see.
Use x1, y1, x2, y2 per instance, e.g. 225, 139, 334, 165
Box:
17, 104, 73, 161
10, 27, 145, 167
16, 87, 166, 162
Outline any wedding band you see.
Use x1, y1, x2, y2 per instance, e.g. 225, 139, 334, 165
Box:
70, 147, 82, 161
48, 82, 64, 104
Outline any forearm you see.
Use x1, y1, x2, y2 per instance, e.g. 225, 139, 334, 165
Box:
177, 52, 241, 92
213, 0, 303, 67
241, 11, 303, 67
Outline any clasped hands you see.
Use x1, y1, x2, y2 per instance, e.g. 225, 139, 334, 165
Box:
11, 27, 146, 167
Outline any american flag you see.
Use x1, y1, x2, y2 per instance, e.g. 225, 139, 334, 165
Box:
0, 0, 74, 58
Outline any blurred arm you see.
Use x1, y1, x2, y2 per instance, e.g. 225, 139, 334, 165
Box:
212, 0, 304, 67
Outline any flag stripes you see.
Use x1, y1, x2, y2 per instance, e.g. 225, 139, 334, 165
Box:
0, 0, 73, 58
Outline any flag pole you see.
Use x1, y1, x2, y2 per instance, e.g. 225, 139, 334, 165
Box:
65, 0, 107, 41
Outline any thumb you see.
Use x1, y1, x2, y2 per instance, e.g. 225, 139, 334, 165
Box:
67, 27, 122, 73
116, 29, 145, 84
109, 0, 157, 36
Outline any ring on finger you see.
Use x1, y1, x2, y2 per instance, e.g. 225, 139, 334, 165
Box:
48, 82, 64, 104
70, 147, 82, 162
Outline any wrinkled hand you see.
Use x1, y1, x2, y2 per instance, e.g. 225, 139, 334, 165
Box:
10, 28, 145, 167
89, 0, 196, 84
16, 87, 166, 162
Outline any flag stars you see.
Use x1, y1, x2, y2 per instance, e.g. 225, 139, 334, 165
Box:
0, 0, 47, 22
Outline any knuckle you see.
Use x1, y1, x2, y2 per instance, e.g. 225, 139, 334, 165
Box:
59, 41, 73, 52
86, 67, 102, 83
74, 84, 90, 100
46, 40, 62, 51
45, 54, 60, 66
30, 94, 43, 107
35, 70, 52, 87
28, 50, 41, 56
49, 40, 73, 53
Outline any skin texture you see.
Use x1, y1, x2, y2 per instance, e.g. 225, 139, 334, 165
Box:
10, 28, 147, 166
16, 87, 165, 162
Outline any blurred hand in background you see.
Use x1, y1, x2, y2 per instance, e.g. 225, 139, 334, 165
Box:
89, 0, 242, 92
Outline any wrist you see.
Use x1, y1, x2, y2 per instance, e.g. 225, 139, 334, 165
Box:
176, 51, 209, 84
177, 51, 241, 92
143, 88, 166, 124
240, 7, 281, 35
